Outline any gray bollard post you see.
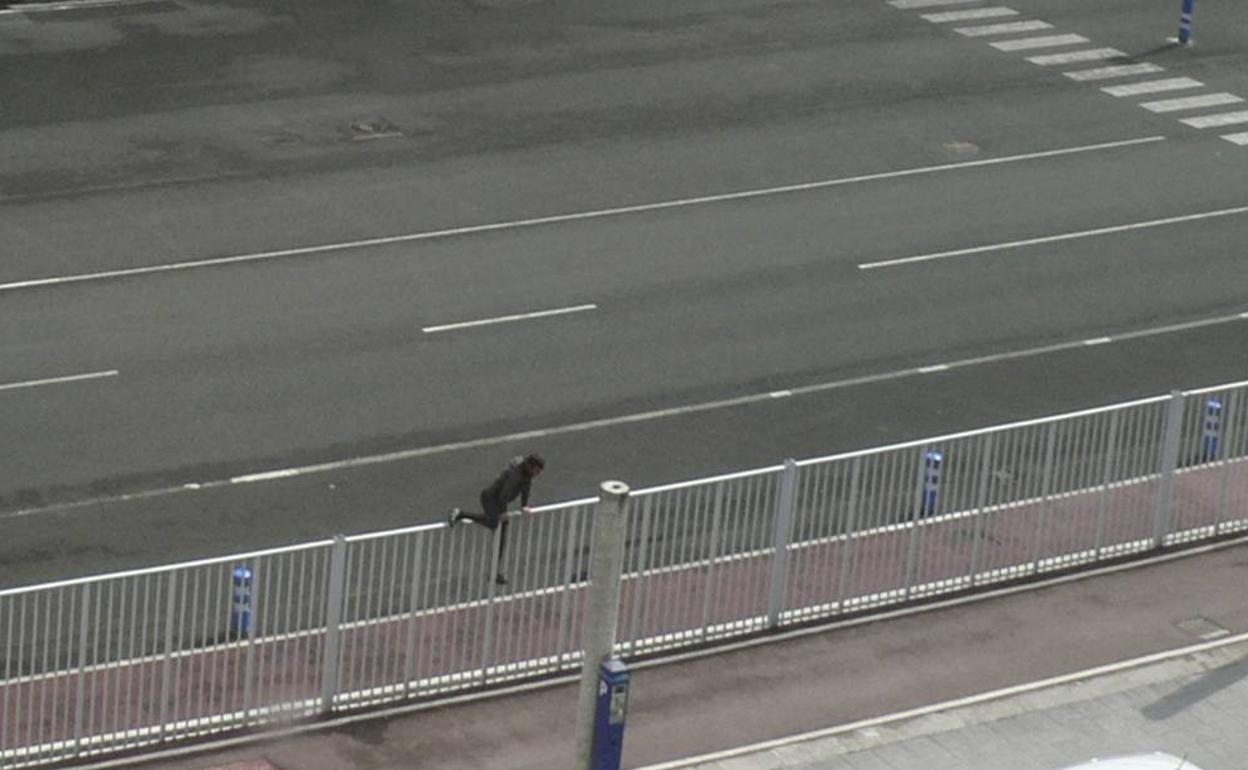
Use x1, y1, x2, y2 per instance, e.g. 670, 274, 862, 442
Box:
574, 481, 630, 770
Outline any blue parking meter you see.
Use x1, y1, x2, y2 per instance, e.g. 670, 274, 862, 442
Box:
591, 659, 630, 770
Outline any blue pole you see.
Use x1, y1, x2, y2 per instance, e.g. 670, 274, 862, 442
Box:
922, 451, 943, 517
1202, 399, 1223, 462
231, 566, 253, 637
1178, 0, 1195, 44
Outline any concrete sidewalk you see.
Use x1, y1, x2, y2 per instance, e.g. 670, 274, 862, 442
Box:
118, 538, 1248, 770
651, 622, 1248, 770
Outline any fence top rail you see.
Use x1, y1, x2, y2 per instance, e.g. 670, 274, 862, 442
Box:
1184, 378, 1248, 398
4, 378, 1246, 597
793, 377, 1248, 468
0, 537, 336, 598
797, 391, 1178, 468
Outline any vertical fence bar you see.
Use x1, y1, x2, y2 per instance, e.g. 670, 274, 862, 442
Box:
320, 537, 348, 714
699, 483, 725, 638
72, 585, 90, 757
1095, 410, 1121, 557
158, 572, 177, 740
766, 461, 799, 629
1154, 391, 1185, 548
903, 448, 929, 601
836, 457, 862, 612
969, 434, 994, 585
1215, 390, 1240, 532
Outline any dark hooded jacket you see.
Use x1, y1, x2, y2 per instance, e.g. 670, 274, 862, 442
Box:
482, 456, 533, 508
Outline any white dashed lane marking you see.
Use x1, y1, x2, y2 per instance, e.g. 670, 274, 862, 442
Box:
1224, 132, 1248, 146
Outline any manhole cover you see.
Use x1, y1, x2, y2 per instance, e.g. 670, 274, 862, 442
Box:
1175, 616, 1229, 640
350, 117, 402, 141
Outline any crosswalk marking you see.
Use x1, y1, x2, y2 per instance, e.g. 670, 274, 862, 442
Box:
921, 7, 1018, 22
887, 0, 1248, 151
991, 34, 1089, 51
1064, 64, 1164, 81
955, 20, 1051, 36
1027, 48, 1125, 65
1140, 93, 1245, 113
888, 0, 979, 8
1180, 110, 1248, 128
1101, 77, 1203, 97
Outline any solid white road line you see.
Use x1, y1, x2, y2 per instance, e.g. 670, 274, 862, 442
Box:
1224, 132, 1248, 146
1027, 48, 1125, 65
1181, 110, 1248, 128
922, 7, 1018, 23
421, 304, 597, 333
1101, 77, 1203, 97
0, 370, 119, 392
991, 34, 1089, 51
4, 309, 1245, 518
1140, 93, 1245, 113
858, 204, 1248, 270
955, 20, 1051, 36
0, 137, 1166, 294
1064, 63, 1164, 81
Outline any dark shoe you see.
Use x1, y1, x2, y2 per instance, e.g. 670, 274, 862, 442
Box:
495, 573, 508, 586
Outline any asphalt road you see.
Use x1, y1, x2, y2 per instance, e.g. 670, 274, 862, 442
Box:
1, 0, 1246, 587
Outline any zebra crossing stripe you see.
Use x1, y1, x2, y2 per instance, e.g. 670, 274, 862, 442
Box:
955, 20, 1051, 36
1027, 48, 1125, 65
1181, 110, 1248, 128
1101, 77, 1203, 97
921, 7, 1018, 22
1064, 64, 1164, 81
1140, 93, 1245, 113
991, 34, 1089, 51
888, 0, 979, 8
1222, 132, 1248, 145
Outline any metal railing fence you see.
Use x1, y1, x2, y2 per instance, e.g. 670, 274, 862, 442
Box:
2, 380, 1247, 767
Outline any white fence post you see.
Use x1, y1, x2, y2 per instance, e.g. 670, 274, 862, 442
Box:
766, 460, 799, 629
1154, 391, 1185, 548
320, 536, 348, 715
73, 585, 90, 756
574, 481, 631, 770
158, 572, 178, 738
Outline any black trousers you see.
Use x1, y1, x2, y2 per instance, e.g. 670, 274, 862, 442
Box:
458, 491, 509, 565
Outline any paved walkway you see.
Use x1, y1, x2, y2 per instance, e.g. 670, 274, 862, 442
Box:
111, 539, 1248, 770
650, 626, 1248, 770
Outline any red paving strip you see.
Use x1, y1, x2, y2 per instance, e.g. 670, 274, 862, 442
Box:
2, 462, 1245, 765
